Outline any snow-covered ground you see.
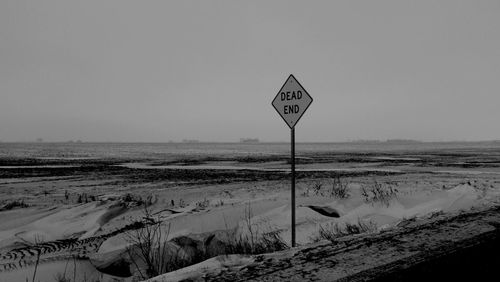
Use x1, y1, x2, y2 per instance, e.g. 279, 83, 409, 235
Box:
1, 151, 500, 282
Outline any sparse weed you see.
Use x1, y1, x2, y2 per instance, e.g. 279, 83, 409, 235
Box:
361, 180, 398, 207
76, 193, 97, 203
121, 193, 154, 207
178, 198, 186, 207
0, 199, 29, 211
303, 178, 350, 199
311, 181, 323, 195
222, 190, 234, 198
328, 177, 350, 199
125, 205, 177, 280
214, 199, 224, 207
304, 181, 324, 196
311, 220, 377, 242
228, 229, 288, 255
195, 198, 210, 209
124, 202, 288, 280
122, 193, 134, 203
226, 203, 288, 254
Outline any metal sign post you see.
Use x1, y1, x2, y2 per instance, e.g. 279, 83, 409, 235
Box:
272, 74, 313, 247
291, 127, 296, 246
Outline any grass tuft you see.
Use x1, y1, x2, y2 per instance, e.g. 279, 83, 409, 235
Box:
0, 199, 29, 211
124, 202, 288, 280
361, 180, 398, 207
328, 177, 350, 199
311, 220, 377, 242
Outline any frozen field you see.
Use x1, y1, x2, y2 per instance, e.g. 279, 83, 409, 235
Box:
1, 142, 500, 281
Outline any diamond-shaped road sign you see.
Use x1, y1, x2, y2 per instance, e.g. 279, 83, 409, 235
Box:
272, 74, 313, 129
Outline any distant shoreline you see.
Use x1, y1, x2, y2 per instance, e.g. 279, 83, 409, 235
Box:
1, 140, 500, 144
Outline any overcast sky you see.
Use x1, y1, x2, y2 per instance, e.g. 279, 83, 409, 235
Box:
1, 0, 499, 142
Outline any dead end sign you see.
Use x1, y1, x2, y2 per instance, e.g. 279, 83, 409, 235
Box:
271, 74, 312, 247
272, 74, 313, 129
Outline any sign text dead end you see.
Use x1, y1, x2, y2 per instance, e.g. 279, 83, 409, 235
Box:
272, 74, 313, 129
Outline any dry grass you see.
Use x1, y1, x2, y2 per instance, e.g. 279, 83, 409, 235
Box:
124, 202, 288, 280
226, 203, 288, 254
195, 198, 210, 209
328, 177, 350, 199
0, 199, 29, 211
361, 180, 398, 207
311, 220, 377, 242
124, 205, 178, 280
303, 177, 351, 199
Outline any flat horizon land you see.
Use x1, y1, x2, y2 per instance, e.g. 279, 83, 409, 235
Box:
1, 142, 500, 282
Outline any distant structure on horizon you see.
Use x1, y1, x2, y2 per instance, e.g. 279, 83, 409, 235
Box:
240, 138, 260, 143
182, 139, 200, 143
385, 139, 422, 144
348, 139, 381, 144
36, 138, 44, 143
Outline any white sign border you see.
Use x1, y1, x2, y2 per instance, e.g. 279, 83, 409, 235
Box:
272, 74, 313, 129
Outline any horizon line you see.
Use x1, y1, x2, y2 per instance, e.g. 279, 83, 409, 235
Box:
2, 140, 500, 144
